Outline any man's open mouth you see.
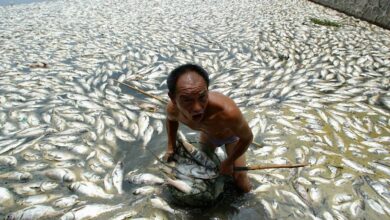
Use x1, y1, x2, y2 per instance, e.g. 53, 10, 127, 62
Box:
192, 113, 203, 121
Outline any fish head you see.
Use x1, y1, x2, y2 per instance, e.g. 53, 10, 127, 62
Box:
67, 183, 77, 191
41, 181, 59, 191
60, 212, 76, 220
20, 172, 33, 181
63, 173, 76, 182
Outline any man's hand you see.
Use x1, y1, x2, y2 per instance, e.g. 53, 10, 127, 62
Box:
163, 149, 175, 162
219, 159, 234, 176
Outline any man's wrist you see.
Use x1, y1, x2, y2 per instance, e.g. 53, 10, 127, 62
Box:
167, 145, 174, 152
224, 157, 234, 165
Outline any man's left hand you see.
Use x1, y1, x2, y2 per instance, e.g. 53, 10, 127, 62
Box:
219, 159, 234, 175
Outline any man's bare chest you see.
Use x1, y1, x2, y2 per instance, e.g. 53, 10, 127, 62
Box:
177, 115, 231, 137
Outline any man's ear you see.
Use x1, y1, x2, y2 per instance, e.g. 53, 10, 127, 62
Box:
168, 92, 176, 105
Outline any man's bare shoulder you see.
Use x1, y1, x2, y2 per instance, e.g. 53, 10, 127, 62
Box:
209, 91, 242, 120
166, 101, 178, 121
209, 91, 235, 103
209, 92, 251, 138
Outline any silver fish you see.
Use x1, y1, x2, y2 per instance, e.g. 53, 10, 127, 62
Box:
104, 173, 114, 193
0, 171, 32, 181
53, 195, 84, 208
69, 181, 114, 199
60, 203, 123, 220
0, 138, 27, 155
114, 127, 135, 142
17, 194, 63, 206
133, 185, 160, 195
142, 125, 154, 147
342, 158, 374, 174
127, 172, 164, 185
150, 196, 175, 214
0, 187, 14, 208
166, 177, 193, 194
12, 181, 58, 196
110, 210, 137, 220
138, 112, 149, 137
6, 205, 63, 220
41, 168, 77, 182
112, 161, 124, 194
0, 155, 17, 166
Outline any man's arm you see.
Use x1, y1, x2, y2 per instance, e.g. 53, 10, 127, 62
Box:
165, 102, 179, 161
226, 115, 253, 165
220, 109, 253, 174
166, 118, 178, 153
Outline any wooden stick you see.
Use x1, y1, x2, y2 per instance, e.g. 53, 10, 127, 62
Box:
115, 79, 266, 148
251, 141, 263, 148
234, 163, 309, 171
113, 79, 168, 104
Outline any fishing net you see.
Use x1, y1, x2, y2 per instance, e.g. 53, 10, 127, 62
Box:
167, 140, 228, 207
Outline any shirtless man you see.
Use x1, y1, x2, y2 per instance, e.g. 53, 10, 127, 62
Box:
164, 64, 253, 193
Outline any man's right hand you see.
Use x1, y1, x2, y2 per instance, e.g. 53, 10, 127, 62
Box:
163, 149, 175, 162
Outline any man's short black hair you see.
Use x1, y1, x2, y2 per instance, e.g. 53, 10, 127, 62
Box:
167, 63, 210, 95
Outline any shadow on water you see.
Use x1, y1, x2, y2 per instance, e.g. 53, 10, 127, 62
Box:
169, 187, 267, 220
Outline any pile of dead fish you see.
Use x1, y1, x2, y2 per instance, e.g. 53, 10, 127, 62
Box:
161, 132, 226, 207
1, 0, 390, 219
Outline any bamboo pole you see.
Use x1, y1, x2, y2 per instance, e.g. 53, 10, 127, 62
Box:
251, 141, 263, 148
115, 79, 265, 148
234, 163, 309, 171
113, 79, 168, 104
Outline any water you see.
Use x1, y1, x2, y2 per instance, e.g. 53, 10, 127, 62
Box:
0, 0, 389, 219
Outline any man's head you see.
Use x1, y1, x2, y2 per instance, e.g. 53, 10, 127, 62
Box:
167, 64, 210, 122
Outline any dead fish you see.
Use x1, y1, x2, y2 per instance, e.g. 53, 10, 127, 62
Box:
112, 161, 124, 194
133, 185, 160, 195
126, 172, 164, 185
114, 128, 135, 143
110, 210, 137, 220
17, 194, 63, 206
150, 196, 175, 214
0, 155, 17, 166
166, 177, 193, 194
40, 168, 77, 182
138, 112, 149, 137
0, 171, 32, 181
12, 181, 59, 196
60, 203, 123, 220
69, 181, 114, 199
342, 158, 374, 174
142, 125, 154, 147
0, 187, 14, 208
53, 195, 84, 208
6, 205, 63, 220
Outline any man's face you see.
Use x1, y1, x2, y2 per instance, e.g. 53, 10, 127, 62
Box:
171, 71, 209, 122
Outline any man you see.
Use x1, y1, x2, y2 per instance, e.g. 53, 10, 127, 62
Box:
164, 63, 253, 193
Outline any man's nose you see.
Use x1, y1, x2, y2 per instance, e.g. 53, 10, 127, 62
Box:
192, 101, 203, 113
